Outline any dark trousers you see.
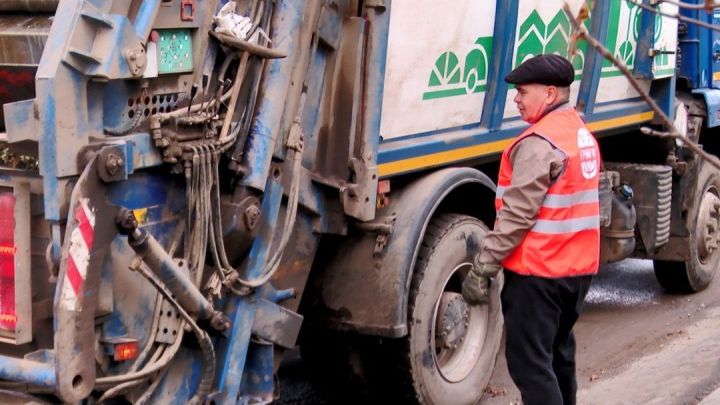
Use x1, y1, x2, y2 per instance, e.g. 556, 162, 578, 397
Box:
501, 270, 593, 405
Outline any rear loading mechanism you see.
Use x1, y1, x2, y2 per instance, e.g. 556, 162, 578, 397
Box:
0, 1, 718, 404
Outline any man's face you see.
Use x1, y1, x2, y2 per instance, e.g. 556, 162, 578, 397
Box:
513, 83, 555, 123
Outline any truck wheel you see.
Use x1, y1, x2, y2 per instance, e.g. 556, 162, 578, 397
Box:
654, 162, 720, 292
402, 213, 503, 404
300, 213, 502, 404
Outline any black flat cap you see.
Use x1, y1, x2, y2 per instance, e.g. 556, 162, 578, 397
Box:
504, 54, 574, 87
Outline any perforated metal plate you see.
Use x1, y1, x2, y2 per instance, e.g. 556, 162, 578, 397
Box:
157, 29, 193, 74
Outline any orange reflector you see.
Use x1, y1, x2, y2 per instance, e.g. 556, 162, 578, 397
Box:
378, 180, 391, 195
114, 341, 140, 361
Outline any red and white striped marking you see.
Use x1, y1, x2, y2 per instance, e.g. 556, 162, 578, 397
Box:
60, 198, 95, 311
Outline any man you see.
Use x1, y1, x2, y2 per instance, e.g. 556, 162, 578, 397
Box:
461, 54, 600, 405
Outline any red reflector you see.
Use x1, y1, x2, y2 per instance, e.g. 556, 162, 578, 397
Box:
0, 191, 15, 332
114, 341, 140, 361
378, 180, 391, 195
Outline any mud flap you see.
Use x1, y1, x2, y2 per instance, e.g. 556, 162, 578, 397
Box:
54, 155, 118, 402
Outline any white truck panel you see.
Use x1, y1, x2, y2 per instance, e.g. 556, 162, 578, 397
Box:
379, 0, 497, 140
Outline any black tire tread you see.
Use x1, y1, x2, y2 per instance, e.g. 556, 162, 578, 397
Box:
404, 213, 487, 402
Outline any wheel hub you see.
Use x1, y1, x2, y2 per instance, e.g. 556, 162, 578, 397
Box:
435, 292, 470, 350
697, 190, 720, 262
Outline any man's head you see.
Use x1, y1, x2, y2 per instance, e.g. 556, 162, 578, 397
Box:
504, 54, 574, 123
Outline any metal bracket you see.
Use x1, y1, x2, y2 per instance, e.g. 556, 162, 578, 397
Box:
355, 213, 397, 258
181, 0, 196, 21
97, 144, 132, 183
155, 297, 182, 344
649, 49, 676, 57
124, 47, 147, 77
251, 298, 303, 349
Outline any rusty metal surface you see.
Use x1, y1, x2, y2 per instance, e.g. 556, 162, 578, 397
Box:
0, 1, 58, 12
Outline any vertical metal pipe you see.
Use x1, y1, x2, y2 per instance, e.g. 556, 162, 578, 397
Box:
479, 0, 520, 131
239, 0, 304, 191
577, 0, 612, 115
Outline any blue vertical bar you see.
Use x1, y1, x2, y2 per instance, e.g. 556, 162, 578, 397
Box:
134, 0, 162, 40
241, 0, 303, 192
362, 1, 391, 161
633, 0, 656, 79
214, 175, 284, 403
578, 0, 611, 115
651, 76, 676, 121
480, 0, 519, 131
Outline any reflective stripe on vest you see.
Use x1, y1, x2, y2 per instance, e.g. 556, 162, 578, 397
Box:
532, 215, 600, 234
496, 107, 600, 278
496, 187, 599, 208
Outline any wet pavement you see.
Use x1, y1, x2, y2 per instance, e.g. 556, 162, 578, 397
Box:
585, 259, 664, 308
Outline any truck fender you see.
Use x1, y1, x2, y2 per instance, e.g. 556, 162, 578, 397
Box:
311, 167, 496, 337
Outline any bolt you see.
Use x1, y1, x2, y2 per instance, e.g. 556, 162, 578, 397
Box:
210, 311, 231, 331
105, 153, 123, 176
115, 208, 139, 234
244, 204, 261, 230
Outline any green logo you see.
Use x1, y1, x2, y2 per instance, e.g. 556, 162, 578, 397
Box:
514, 8, 590, 78
421, 1, 670, 101
423, 36, 494, 100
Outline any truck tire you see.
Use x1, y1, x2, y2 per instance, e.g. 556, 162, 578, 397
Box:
654, 161, 720, 292
300, 213, 503, 404
402, 213, 503, 404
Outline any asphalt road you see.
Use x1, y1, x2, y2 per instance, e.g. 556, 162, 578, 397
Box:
276, 259, 720, 404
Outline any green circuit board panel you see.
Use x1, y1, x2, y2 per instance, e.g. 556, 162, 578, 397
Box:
157, 29, 193, 74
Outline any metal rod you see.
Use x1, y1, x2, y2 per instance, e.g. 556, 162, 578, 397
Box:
128, 228, 216, 320
0, 355, 55, 389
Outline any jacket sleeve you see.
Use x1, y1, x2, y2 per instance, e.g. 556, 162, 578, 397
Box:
477, 135, 566, 265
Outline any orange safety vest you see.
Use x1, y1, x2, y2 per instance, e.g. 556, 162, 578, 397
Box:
496, 107, 601, 278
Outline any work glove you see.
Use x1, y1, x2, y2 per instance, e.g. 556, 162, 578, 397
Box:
461, 258, 502, 305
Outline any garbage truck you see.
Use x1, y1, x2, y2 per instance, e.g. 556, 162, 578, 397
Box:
0, 0, 718, 403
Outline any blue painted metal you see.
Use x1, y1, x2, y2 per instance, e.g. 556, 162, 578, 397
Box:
578, 0, 612, 115
107, 171, 175, 209
215, 174, 284, 403
149, 348, 202, 404
651, 76, 677, 121
239, 340, 274, 403
633, 0, 656, 79
134, 0, 162, 40
479, 0, 519, 130
693, 88, 720, 127
677, 2, 720, 89
678, 3, 712, 88
0, 355, 56, 389
712, 7, 720, 89
361, 1, 390, 162
241, 0, 304, 192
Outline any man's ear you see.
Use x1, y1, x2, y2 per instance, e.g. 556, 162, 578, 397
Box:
546, 85, 558, 105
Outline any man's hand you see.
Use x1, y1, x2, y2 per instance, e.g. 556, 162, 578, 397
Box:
461, 261, 502, 305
